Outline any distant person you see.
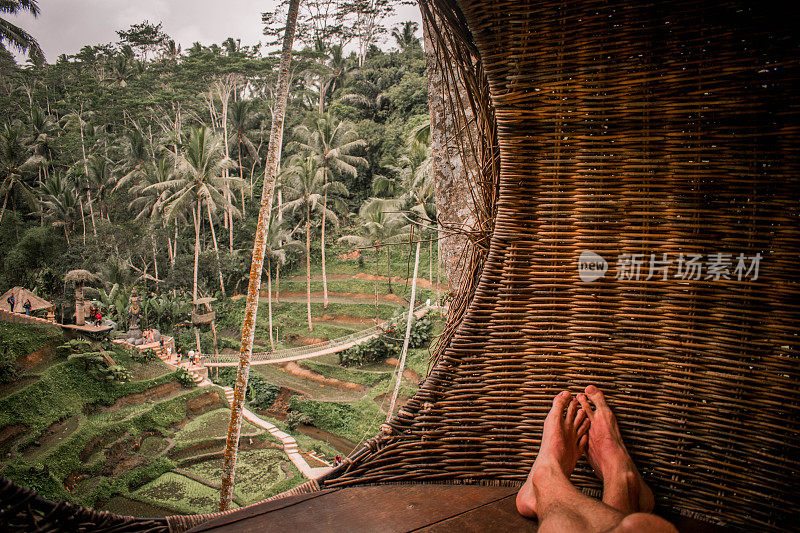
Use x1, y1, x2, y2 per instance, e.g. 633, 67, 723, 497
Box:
7, 294, 14, 312
188, 349, 195, 366
23, 299, 32, 315
94, 308, 102, 327
334, 454, 342, 466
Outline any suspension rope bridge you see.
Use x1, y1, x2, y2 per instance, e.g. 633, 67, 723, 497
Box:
199, 301, 433, 367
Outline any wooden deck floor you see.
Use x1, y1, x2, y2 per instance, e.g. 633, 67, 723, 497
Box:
187, 484, 532, 533
186, 484, 736, 533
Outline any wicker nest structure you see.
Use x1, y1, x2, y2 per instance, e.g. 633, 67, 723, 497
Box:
1, 1, 798, 531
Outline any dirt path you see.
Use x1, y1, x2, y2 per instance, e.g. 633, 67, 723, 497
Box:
288, 273, 446, 291
384, 358, 422, 383
260, 290, 407, 305
281, 362, 363, 391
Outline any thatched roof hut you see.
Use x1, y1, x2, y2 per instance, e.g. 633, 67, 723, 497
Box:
63, 269, 97, 284
0, 287, 53, 313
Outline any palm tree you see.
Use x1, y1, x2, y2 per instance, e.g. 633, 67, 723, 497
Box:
39, 172, 78, 243
128, 157, 174, 277
391, 21, 420, 52
281, 155, 348, 330
264, 213, 303, 349
341, 75, 390, 112
154, 126, 241, 303
64, 108, 98, 236
340, 198, 409, 319
1, 0, 44, 63
86, 155, 116, 220
25, 107, 56, 183
220, 0, 299, 511
228, 99, 259, 214
114, 129, 149, 191
162, 39, 181, 61
0, 122, 41, 223
292, 113, 365, 307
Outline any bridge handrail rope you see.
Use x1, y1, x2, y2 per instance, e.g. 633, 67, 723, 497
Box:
200, 301, 431, 366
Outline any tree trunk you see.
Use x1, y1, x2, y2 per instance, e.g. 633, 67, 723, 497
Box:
238, 142, 246, 219
275, 261, 280, 303
75, 282, 85, 326
206, 201, 227, 297
267, 257, 275, 350
78, 196, 86, 246
321, 167, 328, 308
422, 8, 478, 294
386, 247, 392, 293
152, 235, 159, 286
78, 107, 97, 236
429, 238, 433, 285
0, 191, 8, 224
173, 219, 179, 266
193, 199, 201, 305
374, 247, 380, 320
305, 201, 313, 332
220, 0, 299, 510
386, 240, 421, 420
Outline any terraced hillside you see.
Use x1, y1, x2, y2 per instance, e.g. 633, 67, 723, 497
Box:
0, 323, 320, 516
0, 242, 445, 517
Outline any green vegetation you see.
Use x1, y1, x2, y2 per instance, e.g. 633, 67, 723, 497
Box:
288, 395, 383, 445
212, 368, 279, 410
174, 409, 261, 443
132, 472, 228, 515
0, 2, 448, 517
0, 322, 63, 383
299, 360, 389, 387
340, 314, 433, 366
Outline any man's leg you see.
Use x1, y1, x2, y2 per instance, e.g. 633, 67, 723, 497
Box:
516, 389, 676, 533
576, 385, 654, 515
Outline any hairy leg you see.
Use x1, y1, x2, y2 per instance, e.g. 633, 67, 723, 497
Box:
518, 388, 676, 533
516, 390, 590, 518
577, 385, 654, 514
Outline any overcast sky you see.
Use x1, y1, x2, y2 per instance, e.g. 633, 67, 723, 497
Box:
10, 1, 422, 63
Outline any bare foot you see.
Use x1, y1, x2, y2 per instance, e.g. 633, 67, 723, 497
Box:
577, 385, 654, 515
516, 391, 590, 518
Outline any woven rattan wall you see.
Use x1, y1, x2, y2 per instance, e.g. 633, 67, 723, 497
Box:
322, 1, 800, 530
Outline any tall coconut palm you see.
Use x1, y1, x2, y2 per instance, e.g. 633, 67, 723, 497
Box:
39, 172, 78, 243
228, 99, 259, 215
25, 107, 56, 182
292, 113, 365, 307
281, 155, 348, 330
220, 0, 299, 511
264, 213, 303, 349
64, 109, 98, 235
391, 21, 420, 52
340, 198, 410, 319
0, 0, 44, 63
114, 129, 149, 191
85, 155, 116, 220
154, 126, 241, 304
129, 157, 175, 274
0, 122, 41, 223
